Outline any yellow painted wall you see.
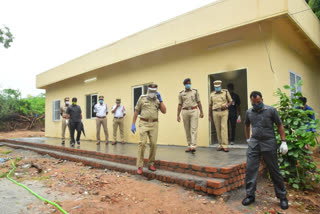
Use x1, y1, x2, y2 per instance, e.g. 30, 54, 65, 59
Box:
43, 18, 320, 147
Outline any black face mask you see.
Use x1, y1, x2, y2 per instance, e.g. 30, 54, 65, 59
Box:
252, 102, 264, 110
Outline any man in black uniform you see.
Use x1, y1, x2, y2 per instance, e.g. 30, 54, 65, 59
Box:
227, 83, 241, 145
243, 91, 289, 210
66, 97, 83, 147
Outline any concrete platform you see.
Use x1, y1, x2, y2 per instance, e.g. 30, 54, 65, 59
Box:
0, 137, 265, 196
10, 137, 247, 168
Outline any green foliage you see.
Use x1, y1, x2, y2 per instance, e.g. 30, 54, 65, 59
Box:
0, 88, 45, 121
274, 81, 320, 190
309, 0, 320, 19
0, 26, 14, 48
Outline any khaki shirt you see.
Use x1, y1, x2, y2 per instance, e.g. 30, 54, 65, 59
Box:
135, 95, 160, 120
210, 89, 232, 110
178, 89, 200, 109
60, 106, 68, 118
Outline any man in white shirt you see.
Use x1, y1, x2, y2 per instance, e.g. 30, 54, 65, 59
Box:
111, 98, 126, 145
94, 95, 109, 145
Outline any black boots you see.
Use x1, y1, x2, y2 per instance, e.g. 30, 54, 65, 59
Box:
280, 198, 289, 210
242, 196, 255, 206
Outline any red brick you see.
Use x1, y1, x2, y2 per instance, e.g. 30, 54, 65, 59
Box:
207, 188, 213, 194
213, 187, 227, 196
195, 185, 201, 191
184, 180, 189, 187
179, 163, 189, 169
176, 168, 184, 173
227, 186, 231, 191
208, 174, 213, 178
214, 173, 230, 179
168, 162, 178, 167
241, 162, 246, 168
167, 167, 175, 172
189, 181, 195, 188
196, 172, 207, 177
159, 160, 169, 166
224, 180, 229, 185
220, 167, 233, 174
207, 180, 223, 188
201, 186, 207, 192
159, 166, 168, 170
205, 167, 218, 173
191, 165, 203, 171
162, 177, 167, 182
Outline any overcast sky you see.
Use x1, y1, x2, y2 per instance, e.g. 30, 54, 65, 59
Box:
0, 0, 217, 97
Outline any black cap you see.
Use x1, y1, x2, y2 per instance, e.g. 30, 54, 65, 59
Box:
183, 78, 191, 85
72, 97, 77, 102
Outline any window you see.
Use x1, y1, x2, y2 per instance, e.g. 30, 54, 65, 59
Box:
86, 94, 98, 119
289, 71, 302, 97
132, 84, 148, 113
52, 100, 61, 121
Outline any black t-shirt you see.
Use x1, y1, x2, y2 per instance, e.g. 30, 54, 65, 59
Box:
228, 92, 240, 116
66, 105, 82, 122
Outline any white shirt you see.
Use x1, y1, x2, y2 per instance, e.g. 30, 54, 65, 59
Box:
94, 103, 108, 117
112, 105, 126, 118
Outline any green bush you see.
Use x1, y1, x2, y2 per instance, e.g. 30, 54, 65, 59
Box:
274, 81, 320, 190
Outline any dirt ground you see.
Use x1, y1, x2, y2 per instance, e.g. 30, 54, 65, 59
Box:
0, 130, 319, 214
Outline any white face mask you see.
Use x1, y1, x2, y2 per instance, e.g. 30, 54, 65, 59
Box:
65, 101, 69, 105
148, 93, 156, 99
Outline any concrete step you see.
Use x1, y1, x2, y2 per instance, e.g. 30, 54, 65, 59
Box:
1, 141, 231, 196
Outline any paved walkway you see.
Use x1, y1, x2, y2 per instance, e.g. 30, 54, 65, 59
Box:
10, 137, 248, 168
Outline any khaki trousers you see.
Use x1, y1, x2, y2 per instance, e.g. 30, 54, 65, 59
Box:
213, 110, 229, 148
113, 118, 124, 141
182, 109, 198, 149
96, 118, 108, 142
61, 118, 69, 141
136, 121, 158, 167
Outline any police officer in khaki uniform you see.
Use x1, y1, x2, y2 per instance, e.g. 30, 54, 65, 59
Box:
177, 78, 204, 153
111, 98, 126, 145
60, 97, 70, 145
131, 84, 166, 175
209, 80, 232, 152
94, 96, 109, 145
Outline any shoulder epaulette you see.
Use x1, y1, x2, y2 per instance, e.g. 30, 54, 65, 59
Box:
192, 88, 198, 91
179, 90, 185, 93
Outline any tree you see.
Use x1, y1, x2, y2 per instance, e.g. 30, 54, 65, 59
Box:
0, 89, 45, 130
274, 81, 320, 190
308, 0, 320, 19
0, 26, 14, 48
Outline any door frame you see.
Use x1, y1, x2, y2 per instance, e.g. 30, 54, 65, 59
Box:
207, 67, 248, 146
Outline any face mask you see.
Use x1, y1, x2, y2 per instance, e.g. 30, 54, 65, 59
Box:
116, 102, 120, 105
65, 101, 69, 105
185, 84, 191, 90
99, 100, 103, 104
148, 93, 156, 99
252, 102, 264, 110
215, 87, 221, 92
72, 102, 77, 106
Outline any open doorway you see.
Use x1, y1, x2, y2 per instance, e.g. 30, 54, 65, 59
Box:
208, 68, 248, 145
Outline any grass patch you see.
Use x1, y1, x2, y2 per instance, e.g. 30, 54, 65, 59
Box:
15, 157, 22, 163
0, 150, 12, 154
0, 172, 7, 178
31, 176, 50, 181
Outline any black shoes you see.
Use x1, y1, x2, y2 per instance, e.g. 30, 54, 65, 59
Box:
61, 141, 65, 145
242, 196, 255, 206
77, 141, 80, 145
70, 142, 75, 147
280, 198, 289, 210
242, 196, 288, 210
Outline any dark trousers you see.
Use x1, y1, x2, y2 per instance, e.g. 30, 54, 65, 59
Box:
245, 146, 287, 199
70, 122, 81, 143
228, 114, 237, 142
